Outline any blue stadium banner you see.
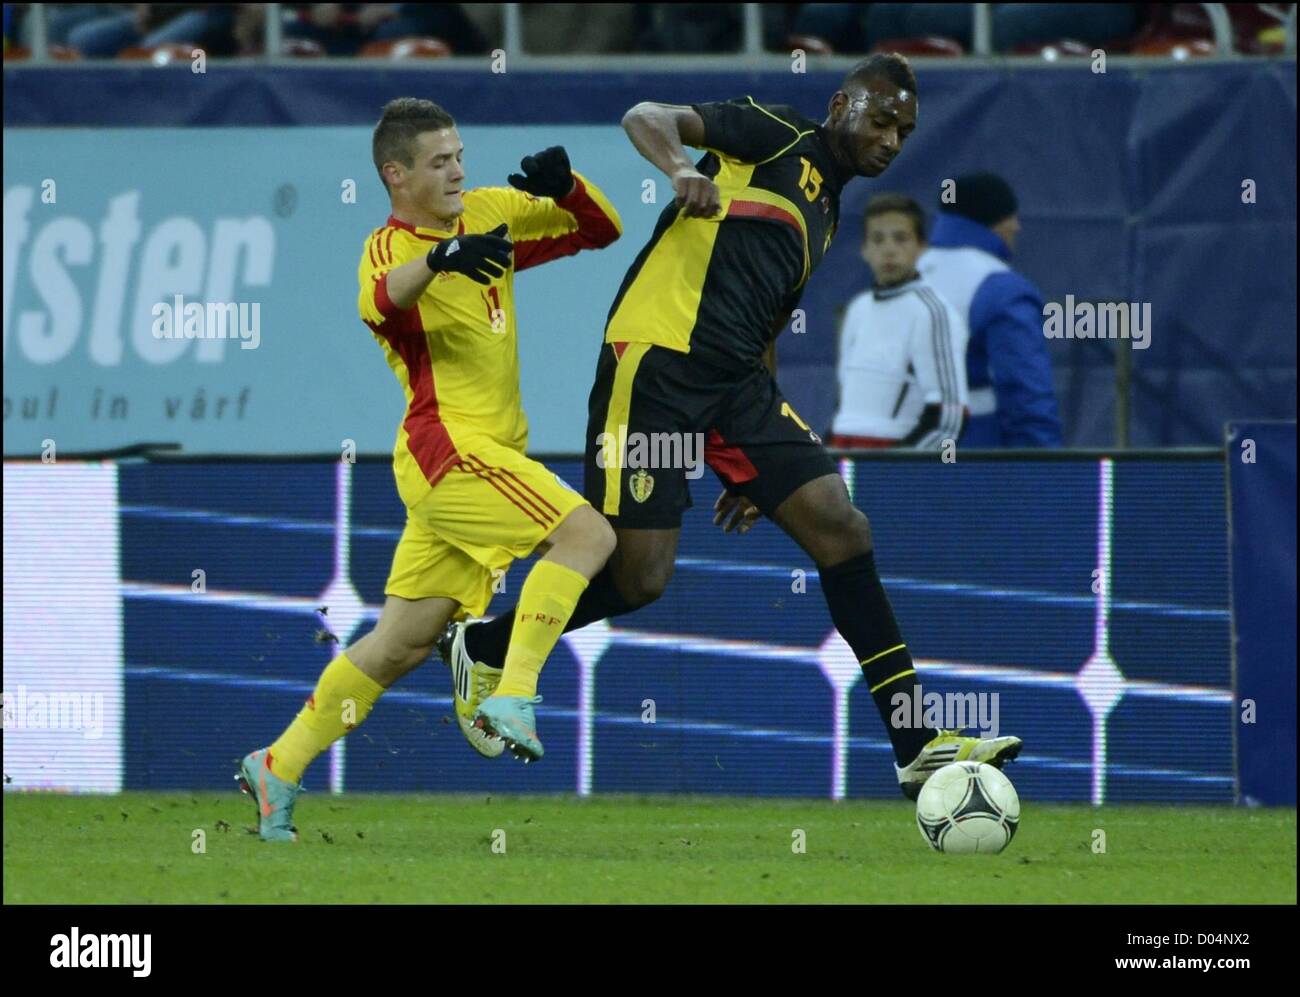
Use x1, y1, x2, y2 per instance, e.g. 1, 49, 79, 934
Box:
1227, 421, 1298, 806
3, 453, 1233, 801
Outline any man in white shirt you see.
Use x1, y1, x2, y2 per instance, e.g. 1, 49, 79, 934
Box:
830, 193, 968, 450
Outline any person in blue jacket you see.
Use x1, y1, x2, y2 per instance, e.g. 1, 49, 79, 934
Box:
919, 172, 1063, 447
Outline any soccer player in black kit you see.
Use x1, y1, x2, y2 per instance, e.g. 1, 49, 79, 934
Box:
441, 53, 1022, 796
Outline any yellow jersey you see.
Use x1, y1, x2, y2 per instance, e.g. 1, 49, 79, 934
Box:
357, 174, 621, 507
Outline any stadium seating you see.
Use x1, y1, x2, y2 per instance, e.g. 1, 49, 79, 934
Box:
282, 38, 327, 59
1117, 2, 1290, 55
1130, 36, 1217, 58
118, 43, 204, 65
11, 3, 1296, 61
869, 36, 964, 57
785, 34, 835, 56
358, 37, 453, 60
3, 44, 80, 61
1008, 39, 1093, 59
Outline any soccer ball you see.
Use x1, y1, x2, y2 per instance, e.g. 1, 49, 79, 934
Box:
916, 761, 1020, 854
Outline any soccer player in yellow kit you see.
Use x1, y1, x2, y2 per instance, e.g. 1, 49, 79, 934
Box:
236, 98, 622, 841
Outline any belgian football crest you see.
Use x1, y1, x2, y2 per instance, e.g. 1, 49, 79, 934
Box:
629, 469, 654, 503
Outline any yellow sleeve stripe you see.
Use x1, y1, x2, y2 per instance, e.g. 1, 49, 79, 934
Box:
746, 95, 815, 165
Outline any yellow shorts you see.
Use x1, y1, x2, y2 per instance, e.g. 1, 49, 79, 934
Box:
384, 441, 587, 617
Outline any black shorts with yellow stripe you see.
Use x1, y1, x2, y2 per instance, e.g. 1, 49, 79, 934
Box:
583, 341, 837, 529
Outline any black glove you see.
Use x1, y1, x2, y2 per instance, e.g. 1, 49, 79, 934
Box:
425, 223, 512, 285
508, 146, 574, 200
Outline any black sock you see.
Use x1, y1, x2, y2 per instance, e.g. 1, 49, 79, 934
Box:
462, 563, 638, 669
819, 550, 931, 766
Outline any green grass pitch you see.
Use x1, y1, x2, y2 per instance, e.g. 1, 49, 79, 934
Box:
4, 793, 1294, 904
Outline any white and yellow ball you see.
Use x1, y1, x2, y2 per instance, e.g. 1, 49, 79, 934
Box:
916, 761, 1020, 854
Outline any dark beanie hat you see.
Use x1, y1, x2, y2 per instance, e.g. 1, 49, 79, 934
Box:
939, 172, 1018, 228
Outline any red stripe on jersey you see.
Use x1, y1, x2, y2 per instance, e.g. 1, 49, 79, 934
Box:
515, 176, 621, 272
383, 228, 395, 266
368, 232, 380, 269
462, 454, 557, 525
611, 341, 629, 360
386, 215, 465, 241
826, 433, 896, 449
368, 310, 460, 489
703, 428, 759, 487
372, 272, 399, 318
727, 199, 803, 237
458, 457, 550, 528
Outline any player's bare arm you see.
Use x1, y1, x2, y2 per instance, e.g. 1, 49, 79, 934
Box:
383, 255, 442, 310
621, 102, 720, 218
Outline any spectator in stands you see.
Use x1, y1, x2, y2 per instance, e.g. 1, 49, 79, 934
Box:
67, 4, 237, 57
918, 173, 1062, 447
762, 3, 802, 51
791, 3, 875, 52
522, 3, 637, 54
991, 3, 1143, 51
230, 3, 267, 54
830, 194, 968, 450
791, 3, 1143, 53
634, 3, 741, 53
368, 3, 489, 54
13, 3, 104, 48
19, 4, 119, 48
280, 4, 398, 55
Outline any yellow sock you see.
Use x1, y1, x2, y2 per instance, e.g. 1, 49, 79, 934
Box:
497, 559, 590, 698
267, 651, 384, 783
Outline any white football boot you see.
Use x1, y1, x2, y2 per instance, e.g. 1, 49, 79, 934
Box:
896, 729, 1023, 800
435, 620, 505, 759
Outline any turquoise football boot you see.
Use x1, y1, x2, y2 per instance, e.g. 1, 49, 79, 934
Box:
236, 748, 303, 842
473, 695, 544, 762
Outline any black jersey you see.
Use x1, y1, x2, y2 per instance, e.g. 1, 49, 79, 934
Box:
604, 96, 853, 370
